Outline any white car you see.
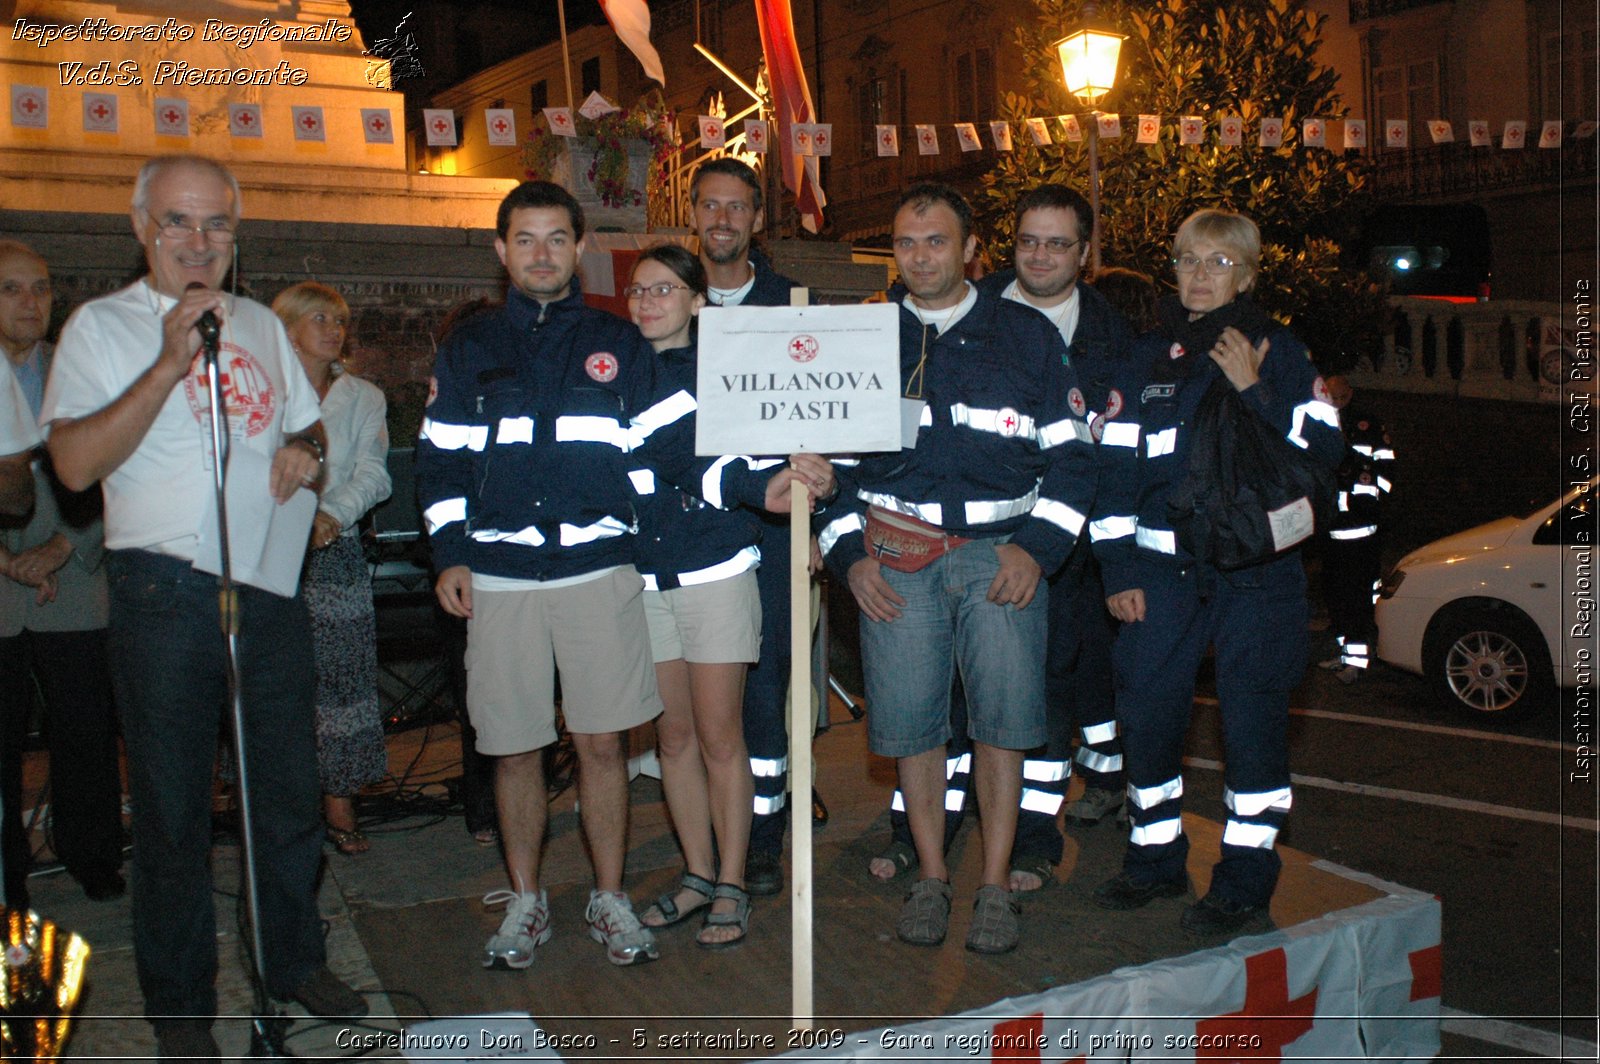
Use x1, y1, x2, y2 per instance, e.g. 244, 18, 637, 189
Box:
1375, 477, 1594, 718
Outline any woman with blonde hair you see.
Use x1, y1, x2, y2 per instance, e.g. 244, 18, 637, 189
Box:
273, 281, 392, 855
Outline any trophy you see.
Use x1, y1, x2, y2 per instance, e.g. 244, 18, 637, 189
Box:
0, 907, 90, 1060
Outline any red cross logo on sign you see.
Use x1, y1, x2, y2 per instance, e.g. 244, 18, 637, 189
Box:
996, 406, 1021, 437
1264, 123, 1280, 138
493, 118, 508, 134
788, 335, 819, 363
1307, 123, 1321, 137
921, 132, 933, 145
882, 131, 893, 145
1142, 121, 1155, 135
370, 116, 386, 132
1225, 122, 1238, 136
164, 109, 181, 125
815, 130, 829, 148
19, 95, 39, 114
749, 127, 765, 146
554, 112, 568, 126
301, 114, 318, 130
91, 103, 109, 120
1184, 121, 1199, 136
432, 118, 448, 133
239, 110, 255, 126
585, 352, 618, 382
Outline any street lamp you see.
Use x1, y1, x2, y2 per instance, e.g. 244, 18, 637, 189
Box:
1053, 4, 1125, 273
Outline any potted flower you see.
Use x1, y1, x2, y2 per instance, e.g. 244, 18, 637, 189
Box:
525, 91, 678, 228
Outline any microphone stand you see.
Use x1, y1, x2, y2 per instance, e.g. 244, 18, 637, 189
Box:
198, 319, 290, 1057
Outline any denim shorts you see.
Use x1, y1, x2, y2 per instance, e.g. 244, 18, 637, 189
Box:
858, 536, 1047, 757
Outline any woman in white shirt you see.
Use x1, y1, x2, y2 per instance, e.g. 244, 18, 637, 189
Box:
273, 282, 392, 855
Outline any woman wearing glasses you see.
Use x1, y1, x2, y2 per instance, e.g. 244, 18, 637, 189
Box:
625, 245, 763, 950
273, 281, 392, 856
1088, 209, 1344, 937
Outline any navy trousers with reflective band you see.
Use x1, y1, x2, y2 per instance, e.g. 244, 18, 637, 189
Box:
1111, 553, 1307, 906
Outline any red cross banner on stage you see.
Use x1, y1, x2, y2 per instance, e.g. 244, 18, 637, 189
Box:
82, 92, 117, 134
1179, 116, 1204, 145
1096, 112, 1122, 139
990, 120, 1013, 151
485, 108, 517, 146
361, 108, 394, 144
291, 106, 326, 142
954, 122, 981, 152
744, 119, 769, 153
1428, 119, 1454, 144
543, 107, 577, 137
1351, 893, 1443, 1060
1538, 120, 1563, 148
1385, 119, 1409, 148
228, 103, 263, 138
1219, 115, 1242, 146
1469, 119, 1491, 146
1343, 118, 1367, 150
875, 124, 899, 156
1502, 119, 1527, 148
914, 123, 939, 155
1259, 116, 1284, 147
698, 114, 727, 148
11, 85, 46, 129
755, 0, 826, 231
423, 108, 456, 146
1059, 113, 1083, 141
1136, 114, 1160, 144
1025, 117, 1052, 146
599, 0, 665, 86
154, 97, 190, 138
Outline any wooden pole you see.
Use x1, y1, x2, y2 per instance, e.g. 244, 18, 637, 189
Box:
789, 286, 813, 1028
556, 0, 576, 108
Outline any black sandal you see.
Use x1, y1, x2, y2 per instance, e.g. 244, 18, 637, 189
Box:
697, 883, 750, 950
641, 872, 715, 928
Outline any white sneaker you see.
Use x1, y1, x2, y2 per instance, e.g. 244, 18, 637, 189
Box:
585, 890, 659, 966
482, 889, 551, 969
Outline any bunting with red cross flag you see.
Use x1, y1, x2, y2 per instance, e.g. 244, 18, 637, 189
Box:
485, 108, 517, 146
1468, 119, 1491, 146
1058, 114, 1082, 141
543, 107, 577, 137
989, 120, 1013, 151
811, 123, 833, 155
1385, 119, 1409, 148
954, 122, 981, 152
875, 124, 899, 156
1218, 114, 1242, 146
698, 114, 727, 148
1095, 112, 1121, 139
361, 108, 394, 144
154, 98, 190, 137
914, 123, 939, 154
744, 119, 769, 152
1502, 119, 1527, 148
423, 108, 456, 146
10, 86, 46, 129
1136, 114, 1160, 143
1179, 116, 1204, 145
1343, 118, 1367, 150
82, 92, 117, 133
228, 103, 263, 138
292, 106, 326, 142
1025, 117, 1052, 145
1259, 116, 1284, 147
1428, 118, 1454, 144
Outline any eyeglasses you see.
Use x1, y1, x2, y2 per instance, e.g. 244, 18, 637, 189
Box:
624, 282, 690, 300
148, 212, 236, 245
1016, 235, 1083, 255
1173, 253, 1238, 276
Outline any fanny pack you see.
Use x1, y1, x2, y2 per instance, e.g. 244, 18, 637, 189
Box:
865, 506, 970, 572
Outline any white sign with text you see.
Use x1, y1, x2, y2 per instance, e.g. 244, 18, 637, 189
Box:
695, 304, 901, 456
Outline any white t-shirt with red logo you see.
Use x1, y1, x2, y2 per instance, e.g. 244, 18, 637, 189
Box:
41, 280, 320, 560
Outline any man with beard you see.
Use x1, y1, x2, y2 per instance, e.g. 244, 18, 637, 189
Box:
689, 158, 813, 898
820, 183, 1096, 952
977, 185, 1132, 892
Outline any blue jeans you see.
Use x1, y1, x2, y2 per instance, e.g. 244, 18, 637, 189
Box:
860, 537, 1047, 757
107, 550, 326, 1020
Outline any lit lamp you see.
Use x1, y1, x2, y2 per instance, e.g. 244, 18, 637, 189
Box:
1053, 4, 1125, 273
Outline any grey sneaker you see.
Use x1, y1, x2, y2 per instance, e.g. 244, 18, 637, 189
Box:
1062, 786, 1126, 825
482, 889, 551, 969
586, 890, 659, 966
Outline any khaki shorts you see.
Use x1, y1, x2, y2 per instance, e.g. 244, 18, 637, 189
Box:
465, 567, 663, 755
643, 569, 762, 664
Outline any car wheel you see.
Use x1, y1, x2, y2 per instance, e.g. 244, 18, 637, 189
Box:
1425, 607, 1552, 720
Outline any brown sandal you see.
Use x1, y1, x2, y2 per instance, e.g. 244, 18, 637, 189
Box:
325, 827, 369, 856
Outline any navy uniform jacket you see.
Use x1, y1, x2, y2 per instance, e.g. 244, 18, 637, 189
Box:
819, 282, 1097, 579
415, 285, 771, 581
1329, 404, 1395, 538
1090, 297, 1345, 597
631, 342, 766, 590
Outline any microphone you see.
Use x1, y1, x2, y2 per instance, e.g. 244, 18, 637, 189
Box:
186, 281, 221, 351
